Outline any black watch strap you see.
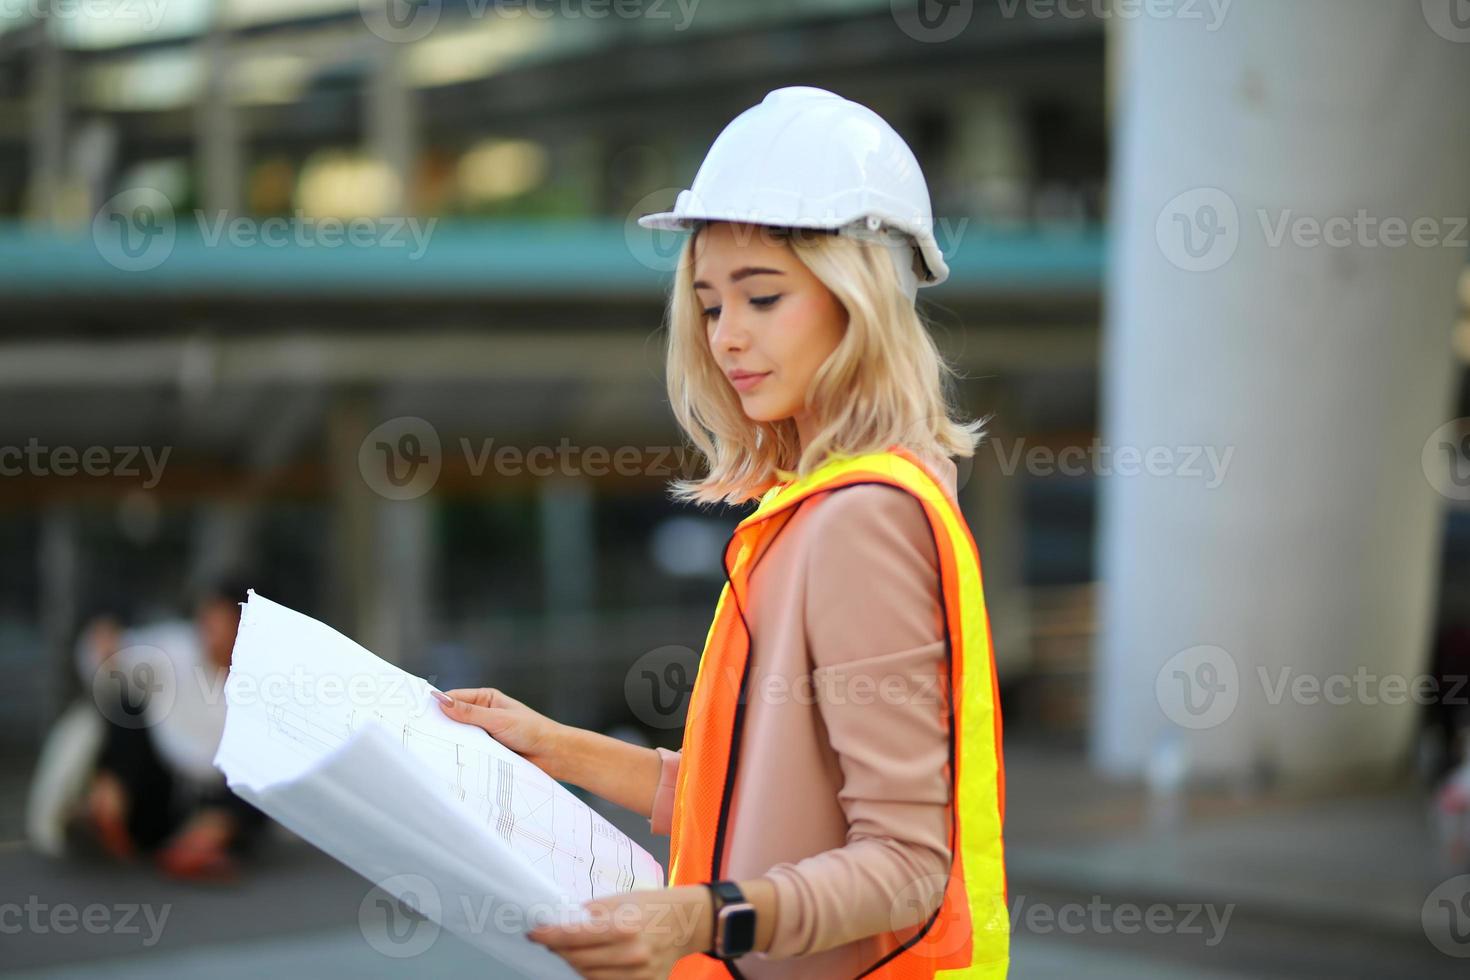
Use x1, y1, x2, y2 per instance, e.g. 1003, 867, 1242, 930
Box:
705, 880, 755, 959
708, 880, 745, 909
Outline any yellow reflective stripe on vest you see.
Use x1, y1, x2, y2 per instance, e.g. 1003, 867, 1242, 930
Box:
772, 450, 1009, 977
673, 448, 1008, 978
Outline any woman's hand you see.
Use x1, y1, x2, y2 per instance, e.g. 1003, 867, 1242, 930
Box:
436, 687, 668, 819
434, 687, 565, 776
528, 885, 713, 980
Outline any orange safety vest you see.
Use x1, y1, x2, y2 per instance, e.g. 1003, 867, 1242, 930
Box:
667, 445, 1009, 979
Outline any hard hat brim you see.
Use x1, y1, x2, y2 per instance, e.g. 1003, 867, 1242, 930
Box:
635, 211, 949, 287
636, 212, 689, 232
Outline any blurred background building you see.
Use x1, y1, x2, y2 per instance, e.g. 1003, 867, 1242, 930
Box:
0, 0, 1108, 750
2, 1, 1469, 977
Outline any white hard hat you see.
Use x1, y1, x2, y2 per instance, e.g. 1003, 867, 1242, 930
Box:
637, 86, 949, 301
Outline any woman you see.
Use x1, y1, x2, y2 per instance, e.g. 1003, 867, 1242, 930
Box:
434, 87, 1009, 979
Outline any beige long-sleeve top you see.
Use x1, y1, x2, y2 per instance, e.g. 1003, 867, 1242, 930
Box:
650, 454, 960, 978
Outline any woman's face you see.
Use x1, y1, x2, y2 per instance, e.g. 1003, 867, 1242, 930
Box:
692, 221, 848, 448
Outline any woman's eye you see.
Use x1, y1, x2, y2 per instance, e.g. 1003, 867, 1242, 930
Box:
702, 295, 780, 320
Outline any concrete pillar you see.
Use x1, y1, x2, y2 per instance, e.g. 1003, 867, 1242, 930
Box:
370, 494, 435, 673
196, 1, 241, 216
1093, 0, 1470, 787
327, 393, 380, 651
26, 6, 66, 224
968, 382, 1033, 682
949, 90, 1032, 227
328, 395, 437, 670
38, 506, 80, 735
539, 477, 596, 726
365, 39, 416, 212
190, 499, 256, 591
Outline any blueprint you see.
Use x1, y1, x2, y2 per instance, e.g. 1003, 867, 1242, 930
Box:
214, 591, 664, 976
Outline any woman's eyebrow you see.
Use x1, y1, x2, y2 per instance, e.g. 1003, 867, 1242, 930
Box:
692, 267, 786, 289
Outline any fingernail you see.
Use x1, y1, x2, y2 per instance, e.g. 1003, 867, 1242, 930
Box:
431, 690, 454, 707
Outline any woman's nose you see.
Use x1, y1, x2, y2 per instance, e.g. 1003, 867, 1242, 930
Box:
710, 308, 750, 352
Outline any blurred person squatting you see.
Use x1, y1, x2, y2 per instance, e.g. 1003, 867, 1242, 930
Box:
26, 575, 269, 880
435, 86, 1008, 979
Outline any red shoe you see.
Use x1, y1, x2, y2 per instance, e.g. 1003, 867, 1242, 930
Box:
155, 839, 240, 882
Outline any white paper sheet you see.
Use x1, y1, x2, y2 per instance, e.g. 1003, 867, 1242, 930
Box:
213, 590, 665, 977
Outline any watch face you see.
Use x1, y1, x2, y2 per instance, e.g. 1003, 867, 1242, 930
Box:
718, 903, 756, 957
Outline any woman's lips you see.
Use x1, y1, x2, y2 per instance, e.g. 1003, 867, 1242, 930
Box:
730, 371, 771, 392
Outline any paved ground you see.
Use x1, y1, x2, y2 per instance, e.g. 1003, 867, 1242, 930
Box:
1, 741, 1464, 978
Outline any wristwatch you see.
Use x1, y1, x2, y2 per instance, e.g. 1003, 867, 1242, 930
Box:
704, 880, 756, 960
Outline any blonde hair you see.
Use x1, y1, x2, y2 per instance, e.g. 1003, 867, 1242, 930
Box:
664, 222, 986, 507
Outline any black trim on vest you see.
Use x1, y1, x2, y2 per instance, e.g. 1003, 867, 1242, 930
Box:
704, 478, 970, 980
845, 483, 960, 978
707, 498, 808, 980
